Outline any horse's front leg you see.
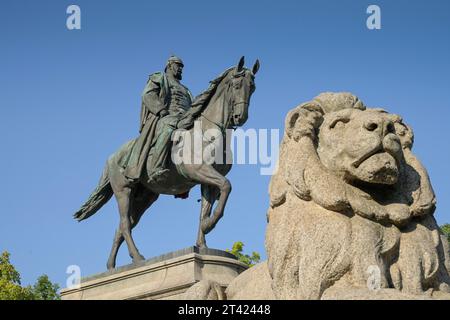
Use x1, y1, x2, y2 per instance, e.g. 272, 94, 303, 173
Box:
197, 184, 219, 248
185, 164, 232, 247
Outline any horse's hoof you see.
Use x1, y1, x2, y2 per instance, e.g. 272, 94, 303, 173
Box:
196, 243, 208, 249
132, 254, 145, 264
106, 261, 115, 270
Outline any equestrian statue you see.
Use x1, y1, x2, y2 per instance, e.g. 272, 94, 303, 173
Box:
74, 56, 259, 270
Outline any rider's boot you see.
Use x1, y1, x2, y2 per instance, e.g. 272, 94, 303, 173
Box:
147, 126, 173, 183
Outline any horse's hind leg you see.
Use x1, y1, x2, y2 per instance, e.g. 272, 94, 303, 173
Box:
110, 185, 145, 264
107, 189, 159, 269
107, 228, 123, 270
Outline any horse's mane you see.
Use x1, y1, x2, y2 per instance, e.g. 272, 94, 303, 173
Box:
179, 67, 234, 124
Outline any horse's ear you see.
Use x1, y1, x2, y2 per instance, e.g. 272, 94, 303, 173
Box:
236, 56, 245, 72
252, 59, 260, 75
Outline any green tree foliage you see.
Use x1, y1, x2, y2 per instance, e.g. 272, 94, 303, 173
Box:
441, 224, 450, 245
227, 241, 261, 267
32, 275, 60, 300
0, 252, 34, 300
0, 251, 60, 300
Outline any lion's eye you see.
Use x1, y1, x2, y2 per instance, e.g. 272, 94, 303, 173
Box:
365, 122, 378, 131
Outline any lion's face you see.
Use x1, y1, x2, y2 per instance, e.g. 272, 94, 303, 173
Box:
317, 108, 403, 185
270, 92, 435, 228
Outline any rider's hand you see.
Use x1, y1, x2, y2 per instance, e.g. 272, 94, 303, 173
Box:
177, 116, 194, 129
158, 109, 169, 117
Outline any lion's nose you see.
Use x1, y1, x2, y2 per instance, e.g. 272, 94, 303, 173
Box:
364, 119, 395, 137
383, 133, 401, 154
384, 121, 395, 135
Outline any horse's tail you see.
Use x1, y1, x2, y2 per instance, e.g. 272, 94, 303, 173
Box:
74, 161, 113, 222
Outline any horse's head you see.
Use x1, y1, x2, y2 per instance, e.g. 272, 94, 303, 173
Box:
227, 56, 259, 127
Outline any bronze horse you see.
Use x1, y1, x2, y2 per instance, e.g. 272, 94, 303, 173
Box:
74, 57, 259, 269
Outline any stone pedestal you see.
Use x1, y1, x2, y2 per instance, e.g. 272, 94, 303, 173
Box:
60, 247, 247, 300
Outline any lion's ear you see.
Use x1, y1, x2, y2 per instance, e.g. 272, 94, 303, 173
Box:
271, 103, 323, 208
285, 108, 301, 139
285, 102, 324, 142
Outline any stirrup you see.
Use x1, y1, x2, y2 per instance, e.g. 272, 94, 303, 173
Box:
148, 169, 169, 183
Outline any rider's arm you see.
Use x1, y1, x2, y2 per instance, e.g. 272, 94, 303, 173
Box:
143, 89, 165, 116
142, 74, 167, 116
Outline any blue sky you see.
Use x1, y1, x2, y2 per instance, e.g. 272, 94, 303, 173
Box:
1, 0, 449, 288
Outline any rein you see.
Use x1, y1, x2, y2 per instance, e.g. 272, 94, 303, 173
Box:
199, 79, 237, 133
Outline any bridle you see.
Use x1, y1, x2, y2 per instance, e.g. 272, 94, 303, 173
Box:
200, 73, 246, 133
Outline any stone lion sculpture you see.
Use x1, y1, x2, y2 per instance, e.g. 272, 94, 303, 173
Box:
186, 92, 450, 300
